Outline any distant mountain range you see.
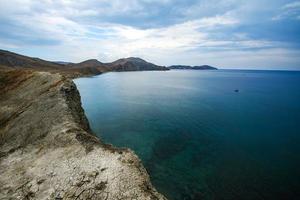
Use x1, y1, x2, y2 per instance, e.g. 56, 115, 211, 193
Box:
0, 49, 217, 77
168, 65, 217, 70
0, 49, 168, 77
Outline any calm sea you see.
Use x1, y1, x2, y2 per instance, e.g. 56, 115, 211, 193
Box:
75, 70, 300, 200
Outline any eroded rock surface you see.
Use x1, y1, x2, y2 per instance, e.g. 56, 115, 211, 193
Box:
0, 70, 166, 200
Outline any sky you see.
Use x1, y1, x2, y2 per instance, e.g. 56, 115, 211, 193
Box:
0, 0, 300, 69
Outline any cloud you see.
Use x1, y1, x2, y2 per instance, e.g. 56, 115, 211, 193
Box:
0, 0, 299, 69
272, 1, 300, 20
283, 1, 300, 9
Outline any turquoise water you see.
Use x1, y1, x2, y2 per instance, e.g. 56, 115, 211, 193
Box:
75, 70, 300, 200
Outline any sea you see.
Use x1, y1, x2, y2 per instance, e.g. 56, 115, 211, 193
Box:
74, 69, 300, 200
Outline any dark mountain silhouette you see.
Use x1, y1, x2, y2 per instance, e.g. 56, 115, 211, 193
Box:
65, 59, 109, 75
168, 65, 217, 70
107, 57, 169, 71
68, 59, 104, 68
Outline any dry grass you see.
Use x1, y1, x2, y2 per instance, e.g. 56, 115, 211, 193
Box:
0, 69, 34, 95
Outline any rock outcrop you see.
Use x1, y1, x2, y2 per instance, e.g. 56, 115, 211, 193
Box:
0, 70, 166, 200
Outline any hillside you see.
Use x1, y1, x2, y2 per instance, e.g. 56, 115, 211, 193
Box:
0, 49, 63, 70
68, 59, 106, 69
0, 50, 169, 77
61, 59, 109, 77
107, 57, 169, 71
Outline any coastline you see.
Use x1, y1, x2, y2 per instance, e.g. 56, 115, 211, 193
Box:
0, 70, 166, 199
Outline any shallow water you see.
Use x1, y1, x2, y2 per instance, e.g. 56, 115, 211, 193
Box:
75, 70, 300, 200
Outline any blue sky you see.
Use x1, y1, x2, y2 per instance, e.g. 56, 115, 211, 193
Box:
0, 0, 299, 69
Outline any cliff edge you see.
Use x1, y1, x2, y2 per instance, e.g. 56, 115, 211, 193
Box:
0, 70, 166, 200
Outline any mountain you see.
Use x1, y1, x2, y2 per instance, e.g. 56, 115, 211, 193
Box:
0, 50, 107, 77
193, 65, 218, 70
69, 59, 105, 68
63, 59, 109, 77
0, 49, 168, 77
107, 57, 169, 71
0, 49, 65, 70
168, 65, 217, 70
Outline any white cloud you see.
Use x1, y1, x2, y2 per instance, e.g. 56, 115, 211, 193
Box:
0, 3, 241, 61
272, 1, 300, 20
283, 1, 300, 9
0, 0, 299, 69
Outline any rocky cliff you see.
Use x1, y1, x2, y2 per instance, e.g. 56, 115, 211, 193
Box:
0, 70, 166, 200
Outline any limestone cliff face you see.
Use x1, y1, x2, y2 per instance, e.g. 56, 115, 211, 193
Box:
0, 70, 166, 200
